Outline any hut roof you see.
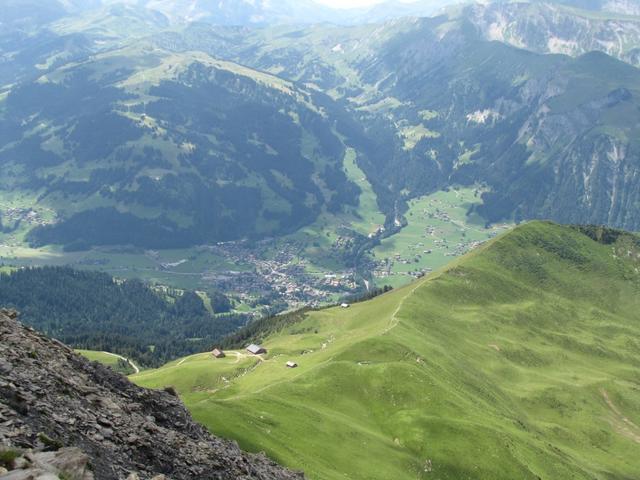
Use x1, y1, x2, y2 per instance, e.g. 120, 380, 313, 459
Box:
247, 344, 266, 355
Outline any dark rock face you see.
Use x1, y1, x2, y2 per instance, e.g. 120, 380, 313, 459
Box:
0, 309, 304, 480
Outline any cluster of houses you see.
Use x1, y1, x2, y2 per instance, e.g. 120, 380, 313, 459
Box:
1, 207, 53, 227
322, 272, 357, 290
210, 344, 298, 368
198, 240, 359, 310
367, 225, 386, 239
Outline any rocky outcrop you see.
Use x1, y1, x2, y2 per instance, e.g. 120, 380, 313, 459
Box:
0, 447, 93, 479
467, 2, 640, 67
0, 309, 304, 480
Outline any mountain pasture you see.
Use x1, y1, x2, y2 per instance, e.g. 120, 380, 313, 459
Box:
134, 222, 640, 479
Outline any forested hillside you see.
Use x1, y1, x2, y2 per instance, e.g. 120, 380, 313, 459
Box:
0, 43, 361, 249
0, 267, 246, 366
200, 15, 640, 231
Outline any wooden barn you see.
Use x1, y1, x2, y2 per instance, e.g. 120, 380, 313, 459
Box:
247, 344, 266, 355
212, 348, 225, 359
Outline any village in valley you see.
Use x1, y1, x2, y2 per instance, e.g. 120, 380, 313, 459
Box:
187, 186, 511, 303
0, 136, 508, 313
188, 238, 359, 309
0, 202, 58, 245
1, 207, 54, 229
0, 187, 509, 313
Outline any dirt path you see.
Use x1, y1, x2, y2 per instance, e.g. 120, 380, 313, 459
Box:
102, 351, 140, 374
177, 350, 252, 366
602, 389, 640, 444
137, 350, 253, 380
227, 351, 249, 364
382, 278, 427, 335
176, 355, 192, 367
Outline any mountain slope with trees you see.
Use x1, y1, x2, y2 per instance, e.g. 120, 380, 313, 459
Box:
0, 45, 360, 249
199, 16, 640, 230
0, 266, 245, 366
3, 1, 640, 247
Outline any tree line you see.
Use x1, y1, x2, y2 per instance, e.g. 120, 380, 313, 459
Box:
0, 266, 247, 367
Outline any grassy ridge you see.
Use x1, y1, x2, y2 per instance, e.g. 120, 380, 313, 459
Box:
133, 222, 640, 479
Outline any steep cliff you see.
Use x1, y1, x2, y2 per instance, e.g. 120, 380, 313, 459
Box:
467, 1, 640, 66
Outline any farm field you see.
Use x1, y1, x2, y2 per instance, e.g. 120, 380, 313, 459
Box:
133, 221, 640, 480
371, 188, 512, 288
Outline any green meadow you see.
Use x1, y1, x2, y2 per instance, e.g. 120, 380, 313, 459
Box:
342, 148, 387, 237
77, 350, 136, 375
372, 187, 511, 288
133, 222, 640, 480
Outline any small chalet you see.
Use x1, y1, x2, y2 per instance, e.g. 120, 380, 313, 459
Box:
247, 344, 266, 355
340, 303, 350, 309
212, 348, 225, 359
286, 361, 298, 369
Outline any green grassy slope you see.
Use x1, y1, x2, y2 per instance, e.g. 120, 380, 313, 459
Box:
133, 221, 640, 480
77, 350, 136, 375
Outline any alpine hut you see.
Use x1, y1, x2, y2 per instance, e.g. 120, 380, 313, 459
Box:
212, 348, 225, 359
247, 344, 266, 355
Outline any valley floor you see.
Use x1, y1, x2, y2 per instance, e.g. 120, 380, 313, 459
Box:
0, 183, 509, 314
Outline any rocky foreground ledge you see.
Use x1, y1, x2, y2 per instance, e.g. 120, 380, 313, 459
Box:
0, 309, 303, 480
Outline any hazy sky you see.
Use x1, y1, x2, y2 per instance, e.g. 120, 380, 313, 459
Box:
317, 0, 416, 8
317, 0, 383, 7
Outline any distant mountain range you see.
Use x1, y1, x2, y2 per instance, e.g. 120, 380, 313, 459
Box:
0, 0, 446, 30
467, 1, 640, 65
2, 0, 640, 250
161, 7, 640, 230
6, 0, 639, 32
